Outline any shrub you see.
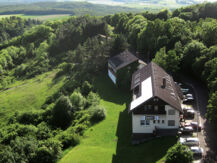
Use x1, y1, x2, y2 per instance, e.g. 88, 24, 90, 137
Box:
16, 124, 38, 137
70, 91, 86, 110
56, 131, 80, 149
0, 65, 3, 74
0, 124, 37, 145
0, 145, 15, 163
14, 64, 27, 77
81, 81, 93, 96
36, 122, 53, 140
89, 105, 106, 122
9, 136, 38, 163
58, 62, 75, 73
73, 124, 88, 135
86, 92, 100, 106
34, 138, 62, 163
17, 111, 42, 125
41, 103, 55, 123
52, 96, 73, 129
45, 91, 63, 105
165, 143, 193, 163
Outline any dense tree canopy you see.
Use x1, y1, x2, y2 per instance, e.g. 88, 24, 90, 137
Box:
0, 16, 41, 43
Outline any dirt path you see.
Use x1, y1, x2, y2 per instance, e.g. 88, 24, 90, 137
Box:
0, 83, 28, 93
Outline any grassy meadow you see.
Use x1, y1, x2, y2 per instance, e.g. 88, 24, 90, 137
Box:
60, 74, 177, 163
0, 71, 65, 126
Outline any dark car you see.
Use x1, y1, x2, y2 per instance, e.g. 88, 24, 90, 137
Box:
181, 88, 189, 94
183, 107, 195, 119
185, 122, 202, 132
191, 146, 204, 157
180, 126, 194, 135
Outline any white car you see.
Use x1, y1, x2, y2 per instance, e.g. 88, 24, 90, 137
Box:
179, 137, 199, 146
190, 146, 204, 156
186, 94, 193, 97
182, 105, 194, 111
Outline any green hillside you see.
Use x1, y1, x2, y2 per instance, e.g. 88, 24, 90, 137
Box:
0, 2, 142, 16
60, 75, 176, 163
0, 71, 65, 126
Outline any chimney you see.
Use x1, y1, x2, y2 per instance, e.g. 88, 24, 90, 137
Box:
162, 77, 166, 88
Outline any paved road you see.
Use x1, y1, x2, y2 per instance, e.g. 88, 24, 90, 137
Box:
180, 74, 217, 161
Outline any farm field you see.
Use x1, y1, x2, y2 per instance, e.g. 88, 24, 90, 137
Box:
0, 71, 65, 126
60, 74, 177, 163
0, 14, 71, 21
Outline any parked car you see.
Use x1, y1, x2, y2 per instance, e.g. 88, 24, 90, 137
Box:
183, 94, 194, 103
181, 88, 189, 94
185, 122, 202, 132
183, 105, 193, 112
183, 106, 195, 119
190, 146, 204, 157
186, 94, 193, 97
183, 97, 194, 103
180, 126, 194, 134
179, 137, 199, 146
186, 110, 195, 119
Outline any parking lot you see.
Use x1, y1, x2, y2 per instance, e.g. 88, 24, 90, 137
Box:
178, 82, 207, 162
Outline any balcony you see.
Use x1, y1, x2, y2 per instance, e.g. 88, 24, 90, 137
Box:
133, 105, 167, 115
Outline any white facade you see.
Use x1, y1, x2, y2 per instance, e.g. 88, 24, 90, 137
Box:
132, 105, 180, 134
108, 69, 116, 84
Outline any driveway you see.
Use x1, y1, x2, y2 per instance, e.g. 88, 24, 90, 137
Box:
180, 74, 217, 160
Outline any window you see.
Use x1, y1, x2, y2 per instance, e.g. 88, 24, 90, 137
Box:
154, 106, 158, 112
140, 120, 150, 126
158, 120, 160, 123
168, 120, 175, 126
144, 105, 152, 111
168, 109, 175, 115
162, 120, 165, 124
154, 116, 159, 120
153, 120, 156, 124
153, 98, 159, 102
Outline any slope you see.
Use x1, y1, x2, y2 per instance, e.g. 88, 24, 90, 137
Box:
0, 70, 65, 126
60, 74, 176, 163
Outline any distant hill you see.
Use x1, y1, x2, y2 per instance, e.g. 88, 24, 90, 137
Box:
0, 2, 142, 16
0, 0, 216, 6
0, 0, 217, 14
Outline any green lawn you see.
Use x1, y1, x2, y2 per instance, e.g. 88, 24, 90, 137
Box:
60, 74, 177, 163
0, 71, 65, 126
0, 14, 71, 21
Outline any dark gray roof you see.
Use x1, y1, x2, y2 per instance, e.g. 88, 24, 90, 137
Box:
131, 62, 182, 112
108, 50, 138, 71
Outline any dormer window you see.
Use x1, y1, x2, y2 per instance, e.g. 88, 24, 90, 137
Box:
153, 98, 159, 102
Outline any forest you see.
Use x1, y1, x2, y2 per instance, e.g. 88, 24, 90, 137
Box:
0, 1, 217, 163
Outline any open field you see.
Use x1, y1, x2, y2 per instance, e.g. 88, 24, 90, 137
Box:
60, 74, 177, 163
0, 71, 65, 126
0, 14, 71, 21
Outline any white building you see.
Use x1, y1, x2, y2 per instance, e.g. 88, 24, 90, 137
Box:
129, 62, 183, 139
108, 50, 139, 85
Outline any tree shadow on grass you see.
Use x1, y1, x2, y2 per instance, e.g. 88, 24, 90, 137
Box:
93, 75, 131, 105
93, 74, 177, 163
112, 108, 177, 163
